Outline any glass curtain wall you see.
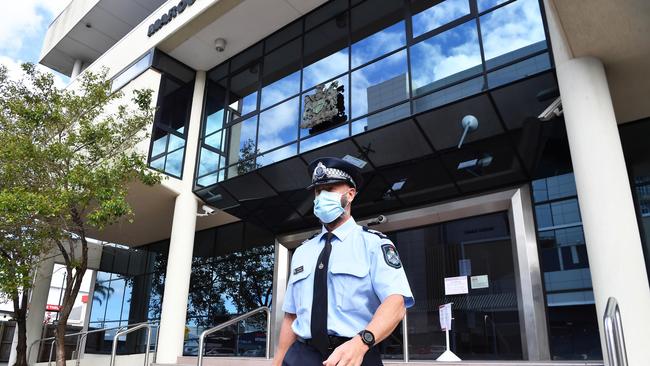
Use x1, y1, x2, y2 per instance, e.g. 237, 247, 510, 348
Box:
532, 173, 602, 360
196, 0, 551, 187
183, 222, 275, 358
620, 118, 650, 284
148, 51, 196, 178
85, 241, 169, 354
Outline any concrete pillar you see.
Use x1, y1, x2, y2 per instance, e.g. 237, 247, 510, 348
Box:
155, 192, 198, 363
269, 241, 290, 357
156, 71, 205, 364
556, 56, 650, 364
18, 255, 55, 364
71, 59, 83, 79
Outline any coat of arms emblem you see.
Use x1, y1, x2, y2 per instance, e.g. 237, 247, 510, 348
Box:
301, 81, 346, 130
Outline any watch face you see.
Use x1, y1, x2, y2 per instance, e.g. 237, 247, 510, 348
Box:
363, 332, 374, 343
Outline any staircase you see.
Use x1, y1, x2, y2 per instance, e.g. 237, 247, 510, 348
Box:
153, 357, 604, 366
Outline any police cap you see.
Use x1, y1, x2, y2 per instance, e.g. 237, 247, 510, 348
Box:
307, 157, 363, 190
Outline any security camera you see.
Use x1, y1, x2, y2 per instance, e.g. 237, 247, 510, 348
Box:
368, 215, 387, 226
214, 38, 227, 52
197, 205, 217, 217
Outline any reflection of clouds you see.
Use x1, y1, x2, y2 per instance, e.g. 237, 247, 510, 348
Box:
480, 0, 545, 62
302, 50, 349, 90
351, 21, 405, 68
257, 97, 299, 152
410, 21, 481, 90
257, 144, 297, 166
351, 50, 408, 118
412, 0, 470, 37
299, 124, 349, 153
199, 148, 218, 176
261, 71, 300, 109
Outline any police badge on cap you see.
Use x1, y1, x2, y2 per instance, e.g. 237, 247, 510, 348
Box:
307, 157, 363, 190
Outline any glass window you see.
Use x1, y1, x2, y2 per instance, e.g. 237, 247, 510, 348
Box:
350, 0, 405, 68
111, 51, 153, 92
411, 0, 470, 38
477, 0, 510, 13
351, 102, 410, 134
151, 131, 168, 157
303, 15, 349, 90
266, 20, 302, 52
479, 0, 547, 69
198, 148, 219, 177
257, 144, 298, 167
257, 96, 300, 153
410, 20, 482, 96
351, 21, 406, 68
299, 124, 349, 153
261, 37, 301, 109
204, 130, 224, 151
228, 64, 260, 120
228, 116, 258, 165
487, 52, 551, 87
351, 50, 408, 119
412, 76, 484, 113
165, 149, 184, 177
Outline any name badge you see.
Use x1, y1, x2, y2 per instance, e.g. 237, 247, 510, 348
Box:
293, 266, 304, 275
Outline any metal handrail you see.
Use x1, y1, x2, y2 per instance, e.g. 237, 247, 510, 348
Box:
26, 321, 157, 366
110, 323, 152, 366
197, 306, 271, 366
604, 297, 628, 366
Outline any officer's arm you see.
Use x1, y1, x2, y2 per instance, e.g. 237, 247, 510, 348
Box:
364, 293, 405, 342
271, 312, 297, 366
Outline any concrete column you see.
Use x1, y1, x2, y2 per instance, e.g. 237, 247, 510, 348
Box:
269, 241, 290, 357
19, 255, 55, 364
155, 192, 198, 363
556, 56, 650, 364
71, 59, 83, 79
156, 71, 205, 364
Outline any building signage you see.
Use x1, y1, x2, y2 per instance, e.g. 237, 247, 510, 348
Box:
148, 0, 196, 37
46, 304, 62, 312
301, 81, 345, 130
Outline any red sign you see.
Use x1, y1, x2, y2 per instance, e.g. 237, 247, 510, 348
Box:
46, 304, 62, 312
81, 295, 88, 304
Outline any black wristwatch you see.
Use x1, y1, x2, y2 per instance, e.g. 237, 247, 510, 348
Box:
358, 330, 375, 348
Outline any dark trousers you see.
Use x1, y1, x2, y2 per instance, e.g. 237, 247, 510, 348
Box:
282, 340, 383, 366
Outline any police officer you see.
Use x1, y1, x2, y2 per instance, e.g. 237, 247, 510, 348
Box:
272, 157, 414, 366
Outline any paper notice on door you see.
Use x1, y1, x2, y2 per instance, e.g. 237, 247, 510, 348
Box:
444, 276, 468, 295
470, 275, 489, 289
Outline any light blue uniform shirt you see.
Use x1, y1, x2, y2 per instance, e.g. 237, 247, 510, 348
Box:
282, 217, 414, 338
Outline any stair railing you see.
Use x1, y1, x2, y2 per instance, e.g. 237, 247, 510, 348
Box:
604, 297, 628, 366
110, 323, 152, 366
197, 306, 271, 366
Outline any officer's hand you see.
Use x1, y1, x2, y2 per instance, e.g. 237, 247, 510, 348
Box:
322, 335, 369, 366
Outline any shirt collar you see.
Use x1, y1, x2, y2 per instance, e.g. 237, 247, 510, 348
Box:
320, 216, 357, 243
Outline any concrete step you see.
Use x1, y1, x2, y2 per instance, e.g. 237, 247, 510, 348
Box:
154, 357, 604, 366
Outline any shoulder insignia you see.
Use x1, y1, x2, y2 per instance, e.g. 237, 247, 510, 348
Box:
363, 226, 388, 239
381, 244, 402, 269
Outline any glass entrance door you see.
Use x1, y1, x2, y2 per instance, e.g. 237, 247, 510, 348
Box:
379, 211, 523, 360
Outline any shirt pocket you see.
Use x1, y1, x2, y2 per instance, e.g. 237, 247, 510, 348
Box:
288, 262, 313, 315
330, 262, 371, 312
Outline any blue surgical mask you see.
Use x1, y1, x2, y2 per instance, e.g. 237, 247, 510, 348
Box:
313, 190, 347, 224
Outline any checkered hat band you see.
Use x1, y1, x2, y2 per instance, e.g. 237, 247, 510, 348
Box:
314, 168, 354, 185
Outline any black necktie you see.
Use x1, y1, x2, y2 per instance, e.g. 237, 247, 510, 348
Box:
311, 232, 333, 356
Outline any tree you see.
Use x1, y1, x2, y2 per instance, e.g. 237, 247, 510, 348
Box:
0, 63, 160, 366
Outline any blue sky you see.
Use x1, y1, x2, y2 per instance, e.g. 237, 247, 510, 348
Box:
0, 0, 71, 85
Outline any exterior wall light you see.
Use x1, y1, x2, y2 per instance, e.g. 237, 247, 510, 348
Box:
214, 38, 227, 52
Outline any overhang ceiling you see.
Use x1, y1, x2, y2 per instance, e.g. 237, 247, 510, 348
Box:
40, 0, 166, 76
551, 0, 650, 123
85, 180, 239, 247
160, 0, 328, 71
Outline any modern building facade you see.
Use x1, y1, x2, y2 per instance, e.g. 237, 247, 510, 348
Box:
16, 0, 650, 365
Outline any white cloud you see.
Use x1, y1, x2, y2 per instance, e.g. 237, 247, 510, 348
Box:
0, 0, 70, 57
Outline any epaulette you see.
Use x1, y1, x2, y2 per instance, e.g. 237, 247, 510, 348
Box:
362, 226, 388, 239
302, 231, 320, 243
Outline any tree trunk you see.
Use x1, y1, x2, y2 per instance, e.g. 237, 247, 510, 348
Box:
11, 290, 28, 366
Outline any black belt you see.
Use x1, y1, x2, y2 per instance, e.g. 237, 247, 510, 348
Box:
297, 335, 351, 351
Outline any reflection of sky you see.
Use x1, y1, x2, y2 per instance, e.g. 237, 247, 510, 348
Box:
235, 116, 258, 160
351, 50, 408, 118
351, 21, 405, 68
480, 0, 546, 65
230, 92, 258, 118
205, 130, 223, 151
205, 110, 224, 135
104, 279, 125, 322
410, 20, 482, 93
257, 144, 297, 166
478, 0, 510, 12
261, 71, 301, 109
257, 96, 300, 152
165, 149, 184, 177
199, 148, 219, 176
299, 124, 349, 153
412, 0, 470, 38
151, 135, 167, 157
302, 49, 348, 90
